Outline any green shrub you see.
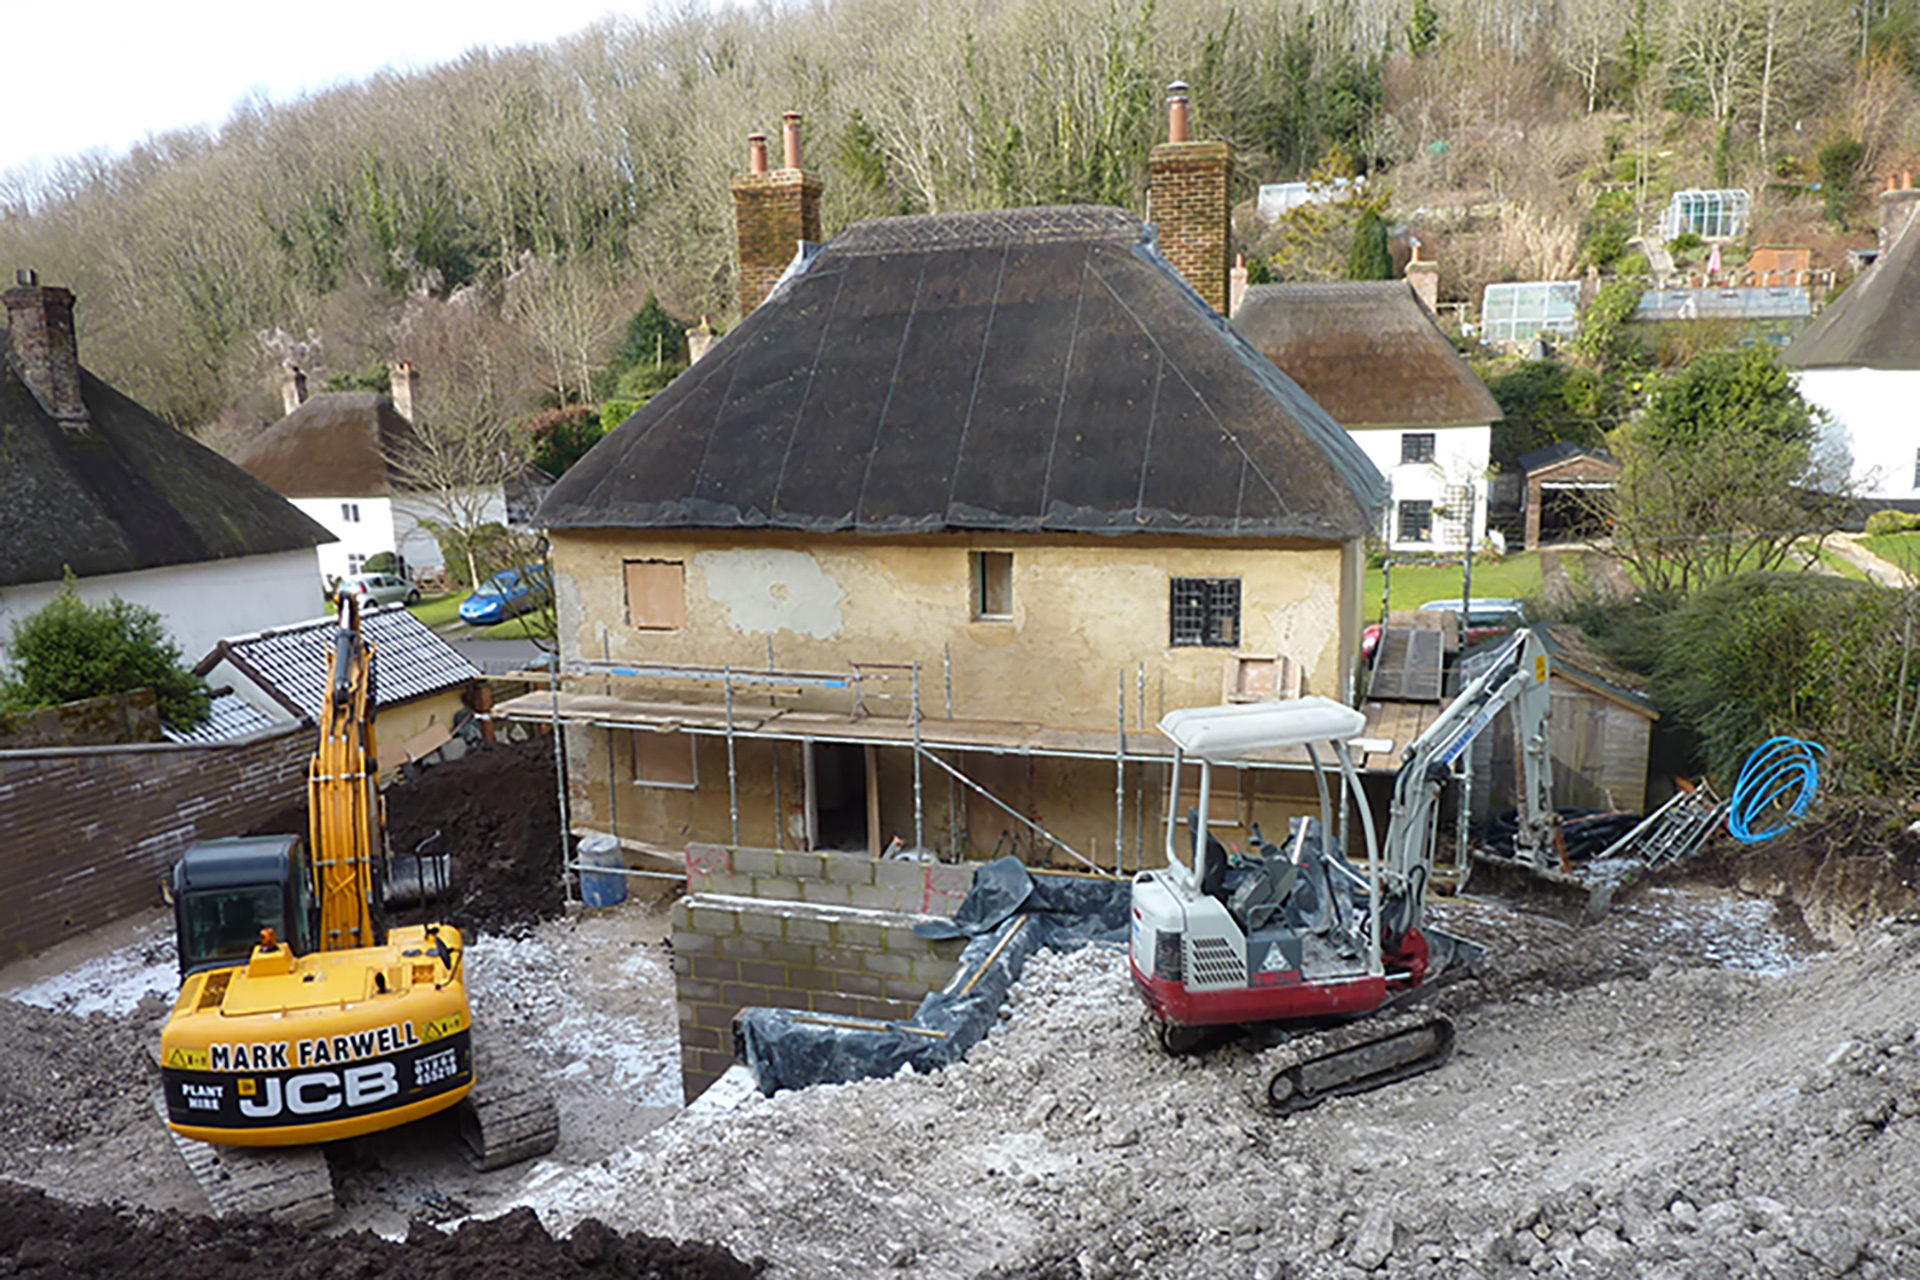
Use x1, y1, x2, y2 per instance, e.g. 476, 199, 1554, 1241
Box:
1864, 509, 1920, 536
0, 580, 210, 728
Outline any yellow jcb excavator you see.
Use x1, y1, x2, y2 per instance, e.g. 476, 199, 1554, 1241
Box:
159, 597, 555, 1221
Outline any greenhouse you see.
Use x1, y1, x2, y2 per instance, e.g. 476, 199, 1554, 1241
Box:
1478, 281, 1582, 345
1661, 189, 1751, 241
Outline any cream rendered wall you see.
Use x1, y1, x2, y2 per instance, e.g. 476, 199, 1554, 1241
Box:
550, 531, 1360, 723
1796, 368, 1920, 500
1349, 424, 1491, 553
0, 549, 328, 672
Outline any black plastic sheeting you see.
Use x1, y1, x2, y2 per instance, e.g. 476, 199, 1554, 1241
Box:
733, 859, 1130, 1095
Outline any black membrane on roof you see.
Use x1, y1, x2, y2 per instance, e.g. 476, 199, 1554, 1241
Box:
733, 858, 1130, 1095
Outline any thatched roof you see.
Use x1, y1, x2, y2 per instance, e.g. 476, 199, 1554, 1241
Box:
0, 361, 331, 588
1785, 207, 1920, 370
1233, 282, 1502, 430
539, 206, 1385, 541
235, 392, 418, 497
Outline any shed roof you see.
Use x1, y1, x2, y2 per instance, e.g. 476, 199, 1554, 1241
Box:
194, 605, 481, 719
234, 392, 419, 497
538, 206, 1385, 541
1517, 442, 1617, 476
0, 361, 332, 588
1232, 282, 1502, 430
1785, 206, 1920, 370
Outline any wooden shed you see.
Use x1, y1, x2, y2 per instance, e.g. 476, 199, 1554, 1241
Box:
1467, 623, 1658, 818
1519, 443, 1619, 549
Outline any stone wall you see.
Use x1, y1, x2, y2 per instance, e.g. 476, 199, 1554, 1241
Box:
0, 725, 311, 959
671, 845, 978, 1100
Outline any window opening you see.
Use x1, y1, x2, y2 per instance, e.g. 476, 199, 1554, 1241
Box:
632, 730, 696, 789
971, 551, 1013, 619
625, 560, 687, 630
1401, 433, 1436, 464
1398, 500, 1434, 543
1170, 578, 1241, 647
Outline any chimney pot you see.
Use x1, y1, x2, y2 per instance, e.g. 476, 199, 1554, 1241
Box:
4, 274, 88, 429
748, 133, 769, 175
15, 269, 35, 287
1167, 82, 1191, 145
1906, 170, 1914, 190
280, 363, 308, 415
782, 112, 803, 171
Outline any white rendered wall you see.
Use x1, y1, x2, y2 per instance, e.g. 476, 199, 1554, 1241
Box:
0, 548, 329, 671
392, 489, 510, 576
1795, 368, 1920, 500
1348, 424, 1492, 553
293, 496, 399, 583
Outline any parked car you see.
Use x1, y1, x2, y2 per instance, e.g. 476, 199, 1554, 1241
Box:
459, 565, 552, 626
336, 572, 421, 607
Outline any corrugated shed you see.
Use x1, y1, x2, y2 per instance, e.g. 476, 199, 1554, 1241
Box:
196, 606, 481, 719
0, 365, 332, 588
234, 393, 419, 497
539, 206, 1385, 541
1233, 282, 1503, 429
1785, 206, 1920, 370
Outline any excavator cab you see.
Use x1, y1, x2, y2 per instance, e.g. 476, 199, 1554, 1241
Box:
171, 834, 320, 977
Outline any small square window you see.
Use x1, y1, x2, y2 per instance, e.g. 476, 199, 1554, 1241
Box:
632, 730, 696, 789
1401, 433, 1436, 464
971, 551, 1012, 619
1170, 577, 1240, 647
346, 553, 367, 575
1398, 500, 1433, 543
625, 560, 686, 630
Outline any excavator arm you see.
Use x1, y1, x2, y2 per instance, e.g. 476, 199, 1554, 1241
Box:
309, 597, 385, 953
1378, 628, 1554, 941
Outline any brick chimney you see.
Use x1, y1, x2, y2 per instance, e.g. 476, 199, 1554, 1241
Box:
1405, 240, 1440, 315
1879, 171, 1920, 251
280, 362, 308, 415
390, 360, 419, 423
4, 270, 89, 430
1148, 82, 1232, 314
731, 113, 823, 318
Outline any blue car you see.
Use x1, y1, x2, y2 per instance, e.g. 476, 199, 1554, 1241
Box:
459, 565, 551, 626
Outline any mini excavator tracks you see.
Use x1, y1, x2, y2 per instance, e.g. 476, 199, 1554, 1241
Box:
459, 1040, 560, 1171
1251, 1010, 1456, 1115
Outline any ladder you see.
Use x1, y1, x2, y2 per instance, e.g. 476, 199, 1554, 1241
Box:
1592, 782, 1727, 867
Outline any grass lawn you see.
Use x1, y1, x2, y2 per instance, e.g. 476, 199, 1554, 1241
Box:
407, 593, 465, 629
1808, 545, 1870, 582
1364, 553, 1545, 622
1863, 531, 1920, 573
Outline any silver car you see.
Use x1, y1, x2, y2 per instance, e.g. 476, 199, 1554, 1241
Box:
337, 572, 421, 607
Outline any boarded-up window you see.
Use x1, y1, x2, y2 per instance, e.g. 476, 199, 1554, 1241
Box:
625, 560, 686, 630
971, 551, 1012, 619
632, 730, 696, 788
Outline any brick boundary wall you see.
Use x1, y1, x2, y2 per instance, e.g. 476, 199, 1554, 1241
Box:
0, 725, 311, 959
671, 845, 980, 1100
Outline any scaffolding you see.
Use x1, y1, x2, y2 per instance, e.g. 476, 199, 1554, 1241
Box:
495, 654, 1431, 897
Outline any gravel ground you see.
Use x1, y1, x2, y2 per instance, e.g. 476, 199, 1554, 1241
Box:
3, 755, 1918, 1278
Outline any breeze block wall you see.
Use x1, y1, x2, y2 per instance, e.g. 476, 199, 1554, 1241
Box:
672, 844, 977, 1099
0, 725, 311, 959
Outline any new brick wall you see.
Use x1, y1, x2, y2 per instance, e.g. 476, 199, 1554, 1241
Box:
1149, 140, 1232, 314
671, 844, 977, 1099
0, 726, 311, 959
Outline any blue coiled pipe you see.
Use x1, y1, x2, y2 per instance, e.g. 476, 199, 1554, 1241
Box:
1727, 736, 1824, 844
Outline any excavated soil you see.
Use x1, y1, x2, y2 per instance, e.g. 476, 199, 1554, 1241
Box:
6, 750, 1920, 1279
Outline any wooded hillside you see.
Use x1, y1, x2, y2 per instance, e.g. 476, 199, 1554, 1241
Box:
2, 0, 1914, 442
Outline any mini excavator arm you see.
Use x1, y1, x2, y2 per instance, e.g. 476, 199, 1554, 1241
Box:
1379, 627, 1553, 941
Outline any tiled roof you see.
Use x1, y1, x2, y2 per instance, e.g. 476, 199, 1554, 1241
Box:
1233, 282, 1503, 429
539, 205, 1386, 541
161, 691, 279, 744
1, 363, 332, 588
196, 605, 481, 719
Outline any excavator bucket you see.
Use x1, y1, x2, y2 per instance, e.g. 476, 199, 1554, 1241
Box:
1460, 851, 1613, 927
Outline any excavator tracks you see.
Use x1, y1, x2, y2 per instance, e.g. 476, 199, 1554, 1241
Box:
158, 1101, 334, 1226
459, 1042, 560, 1171
1251, 1010, 1456, 1115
